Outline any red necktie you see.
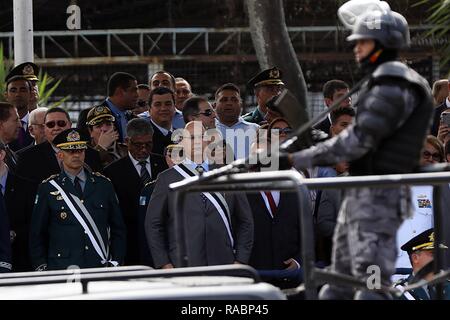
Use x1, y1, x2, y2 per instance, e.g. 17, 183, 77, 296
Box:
264, 191, 277, 216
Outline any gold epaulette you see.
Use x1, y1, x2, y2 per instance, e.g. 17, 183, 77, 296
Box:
42, 174, 59, 183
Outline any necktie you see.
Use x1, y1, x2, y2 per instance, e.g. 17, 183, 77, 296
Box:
196, 165, 207, 205
5, 145, 17, 165
139, 161, 151, 185
427, 285, 437, 300
264, 191, 277, 216
74, 177, 83, 198
17, 121, 26, 146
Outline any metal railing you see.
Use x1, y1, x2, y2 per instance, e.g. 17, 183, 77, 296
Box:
169, 168, 450, 300
0, 25, 443, 65
0, 264, 260, 295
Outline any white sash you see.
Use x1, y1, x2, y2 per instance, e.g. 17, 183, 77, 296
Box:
173, 164, 234, 247
49, 180, 118, 267
395, 283, 416, 300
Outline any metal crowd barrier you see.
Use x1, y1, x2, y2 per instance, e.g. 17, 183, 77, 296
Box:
169, 167, 450, 300
0, 264, 260, 294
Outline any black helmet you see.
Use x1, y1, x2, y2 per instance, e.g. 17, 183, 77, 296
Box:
346, 10, 410, 49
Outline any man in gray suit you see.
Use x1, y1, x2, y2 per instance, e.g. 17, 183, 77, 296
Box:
145, 121, 253, 269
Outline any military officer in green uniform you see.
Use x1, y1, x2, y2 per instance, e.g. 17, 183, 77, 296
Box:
29, 128, 126, 271
395, 228, 450, 300
242, 67, 285, 125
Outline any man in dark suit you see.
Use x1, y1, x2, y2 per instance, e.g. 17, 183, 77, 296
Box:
246, 191, 302, 288
104, 118, 167, 266
0, 191, 11, 273
0, 142, 35, 271
146, 87, 176, 156
78, 72, 138, 142
430, 77, 450, 136
313, 80, 351, 136
0, 102, 22, 172
16, 107, 102, 189
145, 121, 253, 268
29, 128, 126, 271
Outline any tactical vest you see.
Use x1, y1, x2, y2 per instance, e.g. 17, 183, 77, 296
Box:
350, 61, 434, 175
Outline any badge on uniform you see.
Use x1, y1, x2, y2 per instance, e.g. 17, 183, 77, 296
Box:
417, 198, 431, 208
60, 212, 68, 220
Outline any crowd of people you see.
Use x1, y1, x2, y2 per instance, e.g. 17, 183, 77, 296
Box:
0, 6, 450, 300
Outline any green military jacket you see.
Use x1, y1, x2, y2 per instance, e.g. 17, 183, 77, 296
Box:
30, 170, 127, 271
242, 106, 265, 125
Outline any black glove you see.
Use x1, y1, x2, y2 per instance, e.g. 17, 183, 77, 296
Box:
311, 128, 329, 144
278, 151, 293, 170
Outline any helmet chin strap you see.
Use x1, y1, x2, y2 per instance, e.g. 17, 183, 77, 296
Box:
369, 49, 384, 63
358, 42, 385, 72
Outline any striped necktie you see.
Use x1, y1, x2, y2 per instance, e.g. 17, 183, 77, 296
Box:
139, 160, 151, 185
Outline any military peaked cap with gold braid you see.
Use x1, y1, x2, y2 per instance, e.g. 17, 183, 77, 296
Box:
53, 128, 89, 150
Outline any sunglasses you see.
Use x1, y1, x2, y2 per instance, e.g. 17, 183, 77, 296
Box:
197, 109, 215, 117
45, 120, 67, 129
272, 127, 293, 134
422, 150, 441, 161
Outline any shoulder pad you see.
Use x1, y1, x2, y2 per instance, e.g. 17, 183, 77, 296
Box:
93, 172, 111, 181
372, 61, 430, 90
42, 173, 59, 183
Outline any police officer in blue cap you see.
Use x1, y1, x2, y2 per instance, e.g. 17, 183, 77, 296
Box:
243, 67, 285, 125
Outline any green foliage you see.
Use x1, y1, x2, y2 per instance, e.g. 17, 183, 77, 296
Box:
414, 0, 450, 68
0, 44, 70, 107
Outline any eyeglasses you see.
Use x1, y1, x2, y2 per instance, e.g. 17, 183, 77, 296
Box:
129, 140, 152, 149
272, 127, 293, 134
197, 109, 215, 117
137, 100, 148, 108
45, 120, 67, 129
422, 150, 441, 161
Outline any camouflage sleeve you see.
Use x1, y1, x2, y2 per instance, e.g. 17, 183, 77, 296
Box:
292, 81, 420, 170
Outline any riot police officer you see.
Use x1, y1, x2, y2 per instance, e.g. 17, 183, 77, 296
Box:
282, 4, 434, 299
